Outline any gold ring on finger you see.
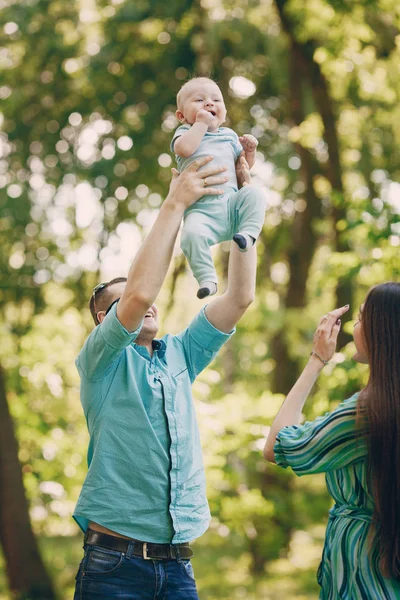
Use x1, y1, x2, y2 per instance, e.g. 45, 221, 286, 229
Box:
203, 178, 208, 187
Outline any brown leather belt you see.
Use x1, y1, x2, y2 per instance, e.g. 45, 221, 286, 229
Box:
85, 529, 194, 560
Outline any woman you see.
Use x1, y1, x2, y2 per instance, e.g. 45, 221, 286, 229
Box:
264, 282, 400, 599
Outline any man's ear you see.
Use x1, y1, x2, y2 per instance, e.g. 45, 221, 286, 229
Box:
97, 310, 106, 324
176, 109, 186, 123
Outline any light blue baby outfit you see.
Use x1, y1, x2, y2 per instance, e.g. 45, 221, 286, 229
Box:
171, 125, 266, 286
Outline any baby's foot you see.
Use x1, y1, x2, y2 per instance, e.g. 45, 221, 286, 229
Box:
197, 281, 218, 299
233, 233, 255, 252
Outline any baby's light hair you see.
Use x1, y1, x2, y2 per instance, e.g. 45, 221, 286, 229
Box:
176, 77, 219, 110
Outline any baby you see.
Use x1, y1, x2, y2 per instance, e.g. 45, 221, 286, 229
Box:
171, 77, 266, 299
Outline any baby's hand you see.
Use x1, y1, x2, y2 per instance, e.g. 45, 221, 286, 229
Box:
239, 134, 258, 153
196, 109, 215, 127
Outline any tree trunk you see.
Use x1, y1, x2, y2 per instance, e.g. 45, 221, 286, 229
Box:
275, 0, 353, 348
271, 40, 322, 394
0, 365, 55, 600
304, 43, 353, 347
249, 468, 295, 575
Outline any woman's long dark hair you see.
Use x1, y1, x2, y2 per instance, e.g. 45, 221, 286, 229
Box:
357, 282, 400, 579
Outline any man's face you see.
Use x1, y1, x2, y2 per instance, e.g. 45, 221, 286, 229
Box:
98, 282, 159, 339
176, 80, 227, 132
138, 303, 159, 340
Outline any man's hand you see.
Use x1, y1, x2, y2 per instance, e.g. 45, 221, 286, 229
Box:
235, 153, 252, 189
195, 109, 215, 128
239, 134, 258, 153
118, 157, 227, 332
167, 156, 228, 210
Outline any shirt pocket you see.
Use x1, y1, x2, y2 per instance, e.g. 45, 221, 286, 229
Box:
172, 360, 189, 381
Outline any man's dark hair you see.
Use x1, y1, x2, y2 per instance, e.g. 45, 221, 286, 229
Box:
89, 277, 127, 326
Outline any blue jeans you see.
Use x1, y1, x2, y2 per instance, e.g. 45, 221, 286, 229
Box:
73, 542, 199, 599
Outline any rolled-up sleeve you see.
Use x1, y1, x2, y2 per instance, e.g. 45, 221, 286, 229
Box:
274, 394, 366, 476
76, 302, 143, 381
176, 307, 235, 381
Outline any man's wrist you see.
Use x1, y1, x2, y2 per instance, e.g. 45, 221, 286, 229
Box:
162, 195, 186, 216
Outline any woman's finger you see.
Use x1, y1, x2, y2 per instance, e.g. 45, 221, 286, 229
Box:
329, 319, 342, 341
330, 305, 350, 318
320, 305, 349, 328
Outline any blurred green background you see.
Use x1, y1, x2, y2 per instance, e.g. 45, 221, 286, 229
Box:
1, 0, 400, 598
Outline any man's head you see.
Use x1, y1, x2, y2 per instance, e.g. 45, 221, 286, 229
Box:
176, 77, 226, 132
89, 277, 159, 342
89, 277, 127, 326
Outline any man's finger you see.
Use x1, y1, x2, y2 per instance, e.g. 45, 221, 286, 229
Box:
198, 165, 228, 179
187, 155, 214, 171
203, 188, 224, 196
171, 168, 179, 179
203, 175, 229, 186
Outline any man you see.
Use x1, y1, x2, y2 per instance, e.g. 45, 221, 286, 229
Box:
73, 155, 265, 599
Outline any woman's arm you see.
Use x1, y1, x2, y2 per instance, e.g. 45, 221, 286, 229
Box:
264, 304, 349, 462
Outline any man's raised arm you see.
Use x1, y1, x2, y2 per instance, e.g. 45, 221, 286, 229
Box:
205, 155, 266, 333
204, 242, 257, 333
117, 157, 228, 332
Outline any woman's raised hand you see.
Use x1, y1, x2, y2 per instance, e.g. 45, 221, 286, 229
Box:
167, 156, 228, 210
311, 305, 350, 364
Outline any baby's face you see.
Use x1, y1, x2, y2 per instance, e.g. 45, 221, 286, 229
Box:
177, 80, 227, 131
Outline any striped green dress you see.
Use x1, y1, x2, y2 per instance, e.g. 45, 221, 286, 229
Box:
274, 393, 400, 599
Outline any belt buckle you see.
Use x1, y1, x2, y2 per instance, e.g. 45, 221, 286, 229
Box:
142, 542, 151, 560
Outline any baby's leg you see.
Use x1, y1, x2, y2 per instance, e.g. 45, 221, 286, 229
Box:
181, 205, 226, 298
230, 185, 267, 251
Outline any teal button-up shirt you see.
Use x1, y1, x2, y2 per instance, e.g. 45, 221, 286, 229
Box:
73, 302, 233, 543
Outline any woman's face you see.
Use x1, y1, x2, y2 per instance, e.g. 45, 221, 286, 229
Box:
353, 303, 369, 364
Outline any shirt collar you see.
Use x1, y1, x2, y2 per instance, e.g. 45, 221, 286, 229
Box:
134, 339, 166, 360
152, 339, 166, 359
